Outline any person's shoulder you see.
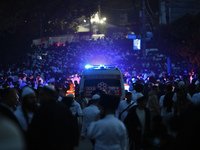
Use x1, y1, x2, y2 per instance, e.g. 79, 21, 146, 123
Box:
130, 91, 137, 95
192, 93, 198, 97
74, 101, 81, 107
161, 94, 165, 98
74, 100, 80, 105
0, 104, 11, 113
14, 106, 23, 115
120, 100, 126, 104
83, 106, 91, 112
160, 95, 165, 100
128, 105, 137, 112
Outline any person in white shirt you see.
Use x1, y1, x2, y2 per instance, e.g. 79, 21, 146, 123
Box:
192, 84, 200, 105
131, 83, 144, 104
76, 92, 88, 110
68, 94, 82, 117
124, 96, 150, 150
172, 81, 192, 102
14, 86, 38, 131
159, 84, 174, 125
148, 84, 160, 122
116, 92, 135, 121
81, 94, 100, 144
67, 94, 83, 129
87, 94, 127, 150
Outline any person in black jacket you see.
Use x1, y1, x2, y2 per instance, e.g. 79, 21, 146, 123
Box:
0, 88, 21, 128
27, 85, 79, 150
124, 96, 150, 150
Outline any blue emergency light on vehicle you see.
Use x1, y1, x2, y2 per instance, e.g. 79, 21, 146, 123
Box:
85, 65, 117, 69
85, 64, 94, 69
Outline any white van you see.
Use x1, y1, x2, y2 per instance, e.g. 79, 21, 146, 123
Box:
79, 65, 125, 100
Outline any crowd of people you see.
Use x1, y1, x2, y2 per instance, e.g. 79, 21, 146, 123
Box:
0, 37, 200, 150
0, 78, 200, 150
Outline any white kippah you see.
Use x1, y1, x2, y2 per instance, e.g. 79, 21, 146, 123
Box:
88, 94, 100, 101
21, 87, 35, 98
92, 94, 100, 100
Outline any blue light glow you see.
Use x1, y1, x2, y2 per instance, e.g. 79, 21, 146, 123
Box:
85, 64, 93, 69
85, 64, 117, 69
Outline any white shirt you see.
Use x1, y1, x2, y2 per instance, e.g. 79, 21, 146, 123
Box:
14, 105, 34, 131
130, 91, 143, 104
159, 95, 167, 117
136, 107, 145, 134
172, 93, 192, 102
70, 101, 82, 116
81, 105, 100, 136
87, 114, 127, 150
116, 100, 135, 121
159, 95, 173, 118
192, 92, 200, 105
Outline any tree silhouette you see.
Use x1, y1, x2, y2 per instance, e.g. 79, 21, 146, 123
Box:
154, 13, 200, 70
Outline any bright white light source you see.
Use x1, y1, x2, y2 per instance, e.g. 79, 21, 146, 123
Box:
83, 20, 86, 23
91, 12, 100, 23
100, 20, 104, 24
103, 17, 106, 21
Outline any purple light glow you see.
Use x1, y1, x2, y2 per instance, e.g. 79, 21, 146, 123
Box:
83, 50, 121, 66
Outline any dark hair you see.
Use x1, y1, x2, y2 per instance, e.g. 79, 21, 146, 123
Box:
2, 88, 17, 101
43, 86, 56, 98
62, 96, 73, 108
21, 93, 37, 126
163, 92, 174, 112
80, 92, 85, 97
135, 84, 144, 93
176, 85, 188, 102
166, 84, 172, 92
137, 96, 147, 104
151, 85, 158, 90
99, 94, 120, 110
126, 92, 132, 98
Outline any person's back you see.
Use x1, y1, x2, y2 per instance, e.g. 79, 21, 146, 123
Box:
81, 94, 100, 146
116, 92, 135, 121
27, 100, 79, 150
27, 85, 79, 150
14, 86, 38, 131
131, 83, 144, 103
159, 84, 174, 127
87, 94, 127, 150
76, 92, 88, 110
88, 114, 127, 150
191, 84, 200, 105
148, 85, 160, 122
188, 79, 196, 97
173, 85, 193, 116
